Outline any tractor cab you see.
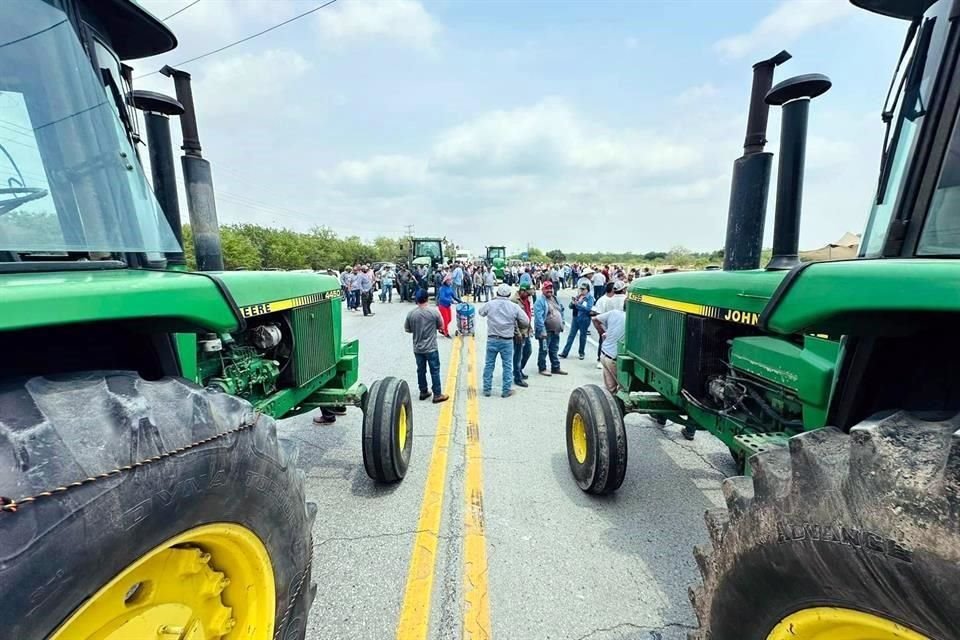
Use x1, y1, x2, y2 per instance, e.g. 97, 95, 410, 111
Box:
0, 0, 181, 269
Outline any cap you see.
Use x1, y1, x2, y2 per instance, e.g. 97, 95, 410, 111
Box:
541, 281, 554, 291
496, 284, 512, 297
579, 282, 590, 289
613, 280, 627, 292
519, 282, 532, 291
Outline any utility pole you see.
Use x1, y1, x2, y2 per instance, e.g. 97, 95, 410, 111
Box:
404, 224, 414, 237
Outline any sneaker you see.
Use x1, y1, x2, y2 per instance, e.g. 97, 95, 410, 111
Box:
539, 370, 552, 377
578, 354, 585, 360
596, 362, 603, 370
552, 369, 568, 375
521, 373, 529, 380
419, 391, 431, 401
681, 425, 697, 441
483, 390, 492, 397
560, 353, 568, 359
433, 394, 449, 404
502, 390, 515, 398
514, 379, 529, 388
312, 414, 336, 425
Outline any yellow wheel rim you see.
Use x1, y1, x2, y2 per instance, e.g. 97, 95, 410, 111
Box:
398, 404, 408, 451
571, 413, 588, 464
767, 607, 929, 640
51, 523, 275, 640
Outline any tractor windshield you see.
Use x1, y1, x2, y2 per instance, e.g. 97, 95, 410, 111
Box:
488, 247, 506, 260
861, 0, 952, 257
0, 0, 181, 257
413, 240, 442, 260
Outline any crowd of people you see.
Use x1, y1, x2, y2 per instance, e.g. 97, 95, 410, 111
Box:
391, 259, 640, 403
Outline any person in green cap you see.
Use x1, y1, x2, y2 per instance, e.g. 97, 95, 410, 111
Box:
511, 282, 535, 386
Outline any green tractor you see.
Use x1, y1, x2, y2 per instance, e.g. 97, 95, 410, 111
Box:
485, 245, 506, 280
566, 0, 960, 637
0, 2, 412, 638
400, 236, 445, 270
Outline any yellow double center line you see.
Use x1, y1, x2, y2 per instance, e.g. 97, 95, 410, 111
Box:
463, 336, 491, 639
396, 335, 492, 640
397, 336, 462, 639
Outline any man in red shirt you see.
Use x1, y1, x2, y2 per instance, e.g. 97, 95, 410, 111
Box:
511, 282, 534, 387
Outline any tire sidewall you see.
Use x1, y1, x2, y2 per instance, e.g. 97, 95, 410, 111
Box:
566, 387, 598, 491
0, 424, 312, 640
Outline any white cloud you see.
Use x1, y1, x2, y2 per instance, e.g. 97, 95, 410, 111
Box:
675, 83, 720, 105
320, 155, 428, 196
195, 49, 310, 116
316, 0, 440, 50
430, 98, 701, 178
715, 0, 855, 59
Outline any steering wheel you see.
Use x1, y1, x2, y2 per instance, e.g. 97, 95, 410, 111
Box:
0, 186, 49, 216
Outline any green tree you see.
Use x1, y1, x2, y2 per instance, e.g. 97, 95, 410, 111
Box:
546, 249, 566, 262
220, 226, 262, 270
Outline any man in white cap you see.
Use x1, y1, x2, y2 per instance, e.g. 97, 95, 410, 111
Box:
479, 283, 530, 398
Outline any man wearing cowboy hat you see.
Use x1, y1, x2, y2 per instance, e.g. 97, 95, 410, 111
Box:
479, 283, 530, 398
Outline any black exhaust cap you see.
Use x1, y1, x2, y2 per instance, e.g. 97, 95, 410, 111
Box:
764, 73, 832, 271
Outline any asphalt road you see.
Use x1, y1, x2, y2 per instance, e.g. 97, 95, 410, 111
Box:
278, 290, 739, 640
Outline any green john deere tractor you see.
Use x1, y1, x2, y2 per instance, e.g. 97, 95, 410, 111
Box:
0, 2, 412, 638
485, 246, 506, 280
566, 0, 960, 637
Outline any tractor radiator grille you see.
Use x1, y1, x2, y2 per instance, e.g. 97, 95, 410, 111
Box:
626, 302, 684, 379
290, 301, 337, 386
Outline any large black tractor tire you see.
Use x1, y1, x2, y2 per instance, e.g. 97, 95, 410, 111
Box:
0, 372, 315, 640
566, 384, 628, 495
362, 377, 413, 483
690, 414, 960, 640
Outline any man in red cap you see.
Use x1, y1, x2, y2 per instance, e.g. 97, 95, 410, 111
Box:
533, 280, 567, 376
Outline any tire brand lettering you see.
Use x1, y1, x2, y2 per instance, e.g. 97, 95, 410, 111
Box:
776, 521, 912, 563
121, 468, 227, 530
245, 471, 296, 523
27, 569, 66, 617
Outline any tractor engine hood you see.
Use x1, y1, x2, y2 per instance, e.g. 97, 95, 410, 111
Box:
627, 270, 787, 328
0, 270, 341, 333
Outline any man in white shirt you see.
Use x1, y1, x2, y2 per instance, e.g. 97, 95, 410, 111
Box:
591, 280, 627, 368
591, 269, 607, 302
593, 306, 626, 394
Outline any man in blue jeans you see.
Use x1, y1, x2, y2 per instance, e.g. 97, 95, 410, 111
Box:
561, 282, 595, 360
480, 284, 530, 398
404, 289, 449, 404
534, 280, 568, 376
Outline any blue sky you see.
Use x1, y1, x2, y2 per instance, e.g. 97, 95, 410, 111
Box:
134, 0, 906, 255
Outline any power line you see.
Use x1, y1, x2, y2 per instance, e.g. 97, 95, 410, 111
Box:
161, 0, 201, 22
136, 0, 339, 79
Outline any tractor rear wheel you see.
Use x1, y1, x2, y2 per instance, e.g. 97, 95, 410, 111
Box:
566, 385, 628, 494
0, 372, 315, 640
362, 377, 413, 483
690, 413, 960, 640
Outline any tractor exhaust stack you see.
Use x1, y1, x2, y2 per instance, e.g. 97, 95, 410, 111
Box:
161, 65, 224, 271
764, 73, 832, 271
129, 90, 186, 267
722, 50, 791, 272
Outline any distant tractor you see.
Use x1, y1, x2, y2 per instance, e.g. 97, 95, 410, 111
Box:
566, 1, 960, 637
400, 236, 445, 270
0, 2, 412, 638
485, 246, 507, 280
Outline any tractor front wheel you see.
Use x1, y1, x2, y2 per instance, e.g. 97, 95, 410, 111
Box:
690, 413, 960, 640
0, 372, 315, 640
362, 377, 413, 483
566, 385, 628, 495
